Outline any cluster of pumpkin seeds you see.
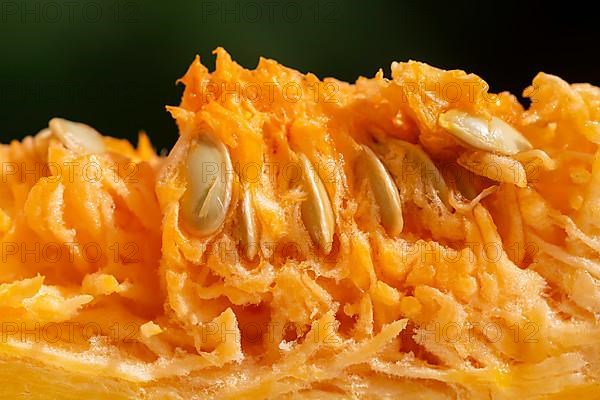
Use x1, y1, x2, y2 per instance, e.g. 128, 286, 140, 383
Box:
179, 109, 552, 255
178, 135, 337, 257
35, 112, 552, 257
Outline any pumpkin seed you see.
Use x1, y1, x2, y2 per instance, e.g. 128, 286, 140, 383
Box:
359, 145, 403, 236
298, 153, 335, 254
393, 140, 450, 207
180, 135, 233, 236
447, 164, 479, 201
240, 186, 258, 260
439, 110, 532, 155
49, 118, 106, 154
457, 151, 527, 188
513, 149, 556, 171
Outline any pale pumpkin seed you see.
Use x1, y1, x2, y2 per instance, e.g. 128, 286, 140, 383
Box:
447, 164, 479, 201
458, 151, 527, 188
359, 145, 403, 236
49, 118, 106, 154
240, 186, 258, 260
393, 140, 449, 207
180, 135, 233, 236
513, 149, 556, 171
439, 110, 532, 155
298, 153, 335, 254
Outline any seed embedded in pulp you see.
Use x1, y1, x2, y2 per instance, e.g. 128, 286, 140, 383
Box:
513, 149, 557, 171
298, 153, 335, 255
49, 118, 106, 154
180, 135, 233, 237
394, 139, 449, 207
439, 110, 532, 155
240, 186, 258, 260
359, 145, 404, 236
458, 151, 527, 188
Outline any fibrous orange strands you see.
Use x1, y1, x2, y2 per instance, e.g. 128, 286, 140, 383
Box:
1, 48, 600, 399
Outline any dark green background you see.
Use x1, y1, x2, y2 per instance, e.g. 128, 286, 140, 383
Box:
0, 0, 597, 151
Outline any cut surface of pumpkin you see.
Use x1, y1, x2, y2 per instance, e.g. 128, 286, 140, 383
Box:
1, 49, 600, 399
